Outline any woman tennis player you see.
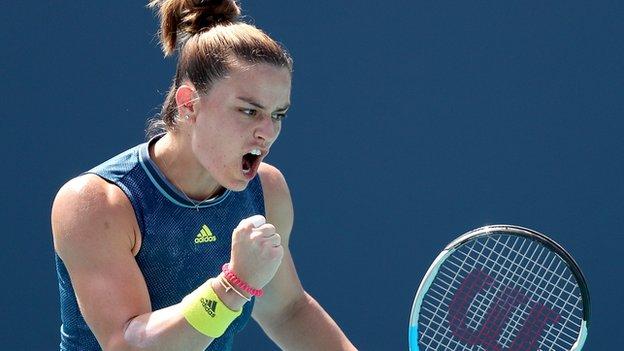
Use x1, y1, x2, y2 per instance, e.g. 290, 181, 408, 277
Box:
51, 1, 356, 350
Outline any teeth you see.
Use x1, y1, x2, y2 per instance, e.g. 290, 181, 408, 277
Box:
249, 149, 261, 156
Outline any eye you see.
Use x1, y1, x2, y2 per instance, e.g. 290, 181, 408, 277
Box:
240, 108, 258, 117
271, 113, 287, 122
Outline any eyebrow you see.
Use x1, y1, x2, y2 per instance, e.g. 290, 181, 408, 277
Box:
237, 96, 290, 111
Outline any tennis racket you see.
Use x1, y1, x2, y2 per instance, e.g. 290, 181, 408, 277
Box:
408, 225, 590, 351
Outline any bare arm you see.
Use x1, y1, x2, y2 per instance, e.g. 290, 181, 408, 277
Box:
52, 175, 248, 350
253, 163, 357, 350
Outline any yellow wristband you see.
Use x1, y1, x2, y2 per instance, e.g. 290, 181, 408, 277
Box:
181, 279, 242, 338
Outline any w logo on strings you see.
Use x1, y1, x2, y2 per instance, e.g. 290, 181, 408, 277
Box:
448, 269, 560, 351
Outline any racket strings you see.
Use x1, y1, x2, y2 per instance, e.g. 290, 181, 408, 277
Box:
419, 232, 496, 350
480, 237, 581, 346
418, 234, 583, 351
460, 236, 580, 346
464, 237, 581, 348
463, 239, 579, 349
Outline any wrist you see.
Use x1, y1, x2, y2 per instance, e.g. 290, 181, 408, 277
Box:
180, 279, 242, 338
222, 263, 264, 297
211, 275, 250, 311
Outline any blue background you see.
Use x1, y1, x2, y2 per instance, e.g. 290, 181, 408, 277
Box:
2, 1, 622, 349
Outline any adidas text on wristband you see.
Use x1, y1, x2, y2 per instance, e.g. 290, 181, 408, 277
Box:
181, 279, 242, 338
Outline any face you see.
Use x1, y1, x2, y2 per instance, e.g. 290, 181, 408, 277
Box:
189, 63, 292, 191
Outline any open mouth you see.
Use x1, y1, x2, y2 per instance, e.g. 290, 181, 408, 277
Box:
242, 150, 262, 175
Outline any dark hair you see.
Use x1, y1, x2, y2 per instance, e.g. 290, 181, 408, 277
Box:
147, 0, 293, 137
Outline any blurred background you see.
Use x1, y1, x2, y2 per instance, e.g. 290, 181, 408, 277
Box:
1, 1, 622, 349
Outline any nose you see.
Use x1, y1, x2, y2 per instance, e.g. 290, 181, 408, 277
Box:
254, 114, 280, 145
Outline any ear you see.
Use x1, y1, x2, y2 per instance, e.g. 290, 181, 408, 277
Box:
175, 84, 198, 120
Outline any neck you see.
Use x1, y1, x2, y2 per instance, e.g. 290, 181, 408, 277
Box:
151, 132, 224, 200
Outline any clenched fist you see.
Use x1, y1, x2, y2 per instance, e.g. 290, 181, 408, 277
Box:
228, 215, 284, 290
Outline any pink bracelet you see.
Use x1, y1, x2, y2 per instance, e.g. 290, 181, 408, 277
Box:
222, 263, 264, 297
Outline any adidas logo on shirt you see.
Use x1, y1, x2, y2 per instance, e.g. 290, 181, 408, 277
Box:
194, 225, 217, 244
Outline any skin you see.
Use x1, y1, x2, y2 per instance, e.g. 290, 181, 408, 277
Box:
51, 63, 357, 350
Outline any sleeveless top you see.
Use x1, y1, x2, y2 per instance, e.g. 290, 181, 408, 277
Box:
56, 136, 263, 350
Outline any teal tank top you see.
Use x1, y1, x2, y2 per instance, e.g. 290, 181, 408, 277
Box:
56, 136, 263, 350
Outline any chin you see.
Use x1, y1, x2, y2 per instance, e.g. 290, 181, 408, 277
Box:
222, 177, 250, 192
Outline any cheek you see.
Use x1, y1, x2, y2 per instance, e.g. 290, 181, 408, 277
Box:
192, 118, 242, 166
271, 122, 282, 143
191, 123, 221, 162
192, 138, 231, 175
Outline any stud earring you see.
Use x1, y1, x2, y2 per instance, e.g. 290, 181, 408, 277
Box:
184, 115, 190, 120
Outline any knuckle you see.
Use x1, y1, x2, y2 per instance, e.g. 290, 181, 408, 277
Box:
239, 214, 264, 228
249, 214, 266, 227
236, 223, 256, 236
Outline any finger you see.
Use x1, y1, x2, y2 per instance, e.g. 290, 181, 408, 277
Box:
238, 215, 266, 230
249, 215, 266, 228
270, 233, 282, 247
250, 229, 276, 241
253, 224, 276, 237
256, 233, 281, 246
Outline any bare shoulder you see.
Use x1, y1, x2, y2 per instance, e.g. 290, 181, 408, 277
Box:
51, 174, 138, 258
51, 175, 151, 346
258, 162, 294, 240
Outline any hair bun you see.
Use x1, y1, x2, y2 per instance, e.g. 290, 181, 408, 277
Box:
186, 0, 241, 32
149, 0, 241, 56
